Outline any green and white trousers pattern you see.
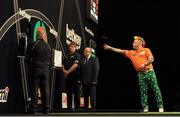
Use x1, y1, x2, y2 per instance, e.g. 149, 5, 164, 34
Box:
138, 69, 163, 110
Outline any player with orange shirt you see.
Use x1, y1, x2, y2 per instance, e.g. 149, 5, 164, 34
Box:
103, 36, 164, 112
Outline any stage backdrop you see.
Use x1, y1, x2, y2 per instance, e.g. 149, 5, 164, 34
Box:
0, 0, 98, 113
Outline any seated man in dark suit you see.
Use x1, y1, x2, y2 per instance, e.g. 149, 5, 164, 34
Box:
79, 47, 100, 111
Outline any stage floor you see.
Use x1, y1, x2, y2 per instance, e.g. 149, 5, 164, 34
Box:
20, 112, 180, 116
3, 110, 180, 116
51, 112, 180, 116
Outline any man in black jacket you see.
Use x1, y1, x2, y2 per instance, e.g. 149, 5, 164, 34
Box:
27, 27, 51, 114
80, 47, 100, 111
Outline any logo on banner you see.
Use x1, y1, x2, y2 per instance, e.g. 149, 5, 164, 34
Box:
66, 24, 82, 50
90, 0, 98, 21
0, 87, 9, 103
85, 26, 94, 37
19, 8, 31, 21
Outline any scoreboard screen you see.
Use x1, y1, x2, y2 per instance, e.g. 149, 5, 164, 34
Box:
87, 0, 99, 24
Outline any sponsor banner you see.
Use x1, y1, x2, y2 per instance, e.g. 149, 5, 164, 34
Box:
80, 97, 84, 107
66, 24, 82, 50
88, 96, 91, 108
0, 86, 9, 103
62, 92, 67, 108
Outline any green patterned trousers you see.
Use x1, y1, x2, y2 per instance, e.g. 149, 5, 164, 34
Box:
138, 69, 163, 109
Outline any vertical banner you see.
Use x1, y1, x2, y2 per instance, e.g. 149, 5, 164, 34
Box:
88, 96, 91, 109
80, 97, 84, 107
62, 92, 67, 108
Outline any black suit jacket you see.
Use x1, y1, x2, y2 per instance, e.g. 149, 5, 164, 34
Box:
26, 39, 51, 71
80, 56, 100, 85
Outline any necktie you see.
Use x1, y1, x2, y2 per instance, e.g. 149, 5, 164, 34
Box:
84, 58, 88, 64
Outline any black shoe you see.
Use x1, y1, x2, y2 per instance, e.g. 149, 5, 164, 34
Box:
27, 108, 37, 114
43, 110, 49, 114
92, 108, 96, 111
88, 108, 96, 112
27, 110, 37, 114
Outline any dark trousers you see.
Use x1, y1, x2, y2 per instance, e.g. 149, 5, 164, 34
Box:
66, 79, 80, 110
29, 69, 50, 114
82, 84, 96, 110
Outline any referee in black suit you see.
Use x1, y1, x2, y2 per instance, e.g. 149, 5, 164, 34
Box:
80, 47, 100, 111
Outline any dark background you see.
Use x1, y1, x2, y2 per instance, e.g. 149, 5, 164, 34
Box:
0, 0, 180, 113
96, 0, 180, 112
